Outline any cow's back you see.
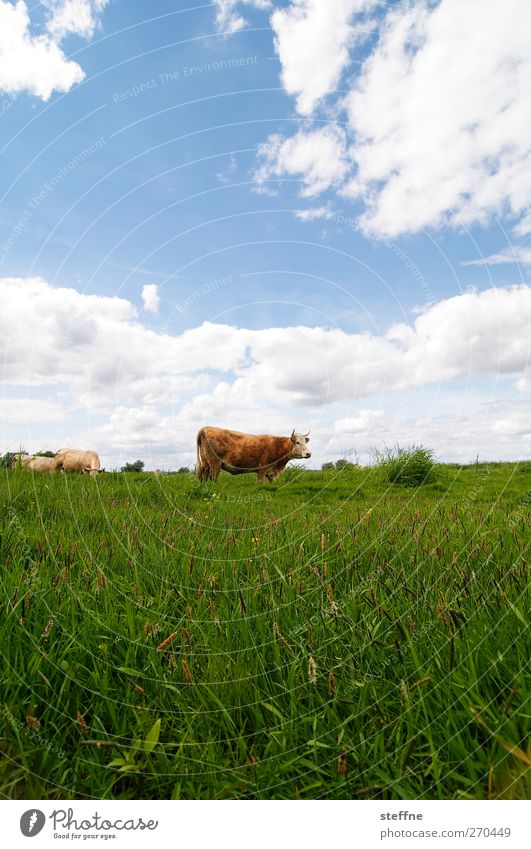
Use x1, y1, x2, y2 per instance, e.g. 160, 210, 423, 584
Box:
55, 449, 101, 474
201, 426, 290, 469
27, 456, 55, 473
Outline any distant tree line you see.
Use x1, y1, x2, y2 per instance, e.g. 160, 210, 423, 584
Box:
321, 459, 358, 471
120, 460, 192, 473
121, 460, 145, 473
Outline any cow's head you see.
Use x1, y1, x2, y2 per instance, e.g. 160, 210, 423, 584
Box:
290, 430, 311, 459
83, 468, 105, 476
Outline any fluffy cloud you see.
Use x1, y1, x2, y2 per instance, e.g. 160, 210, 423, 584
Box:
1, 278, 226, 423
141, 283, 160, 314
43, 0, 109, 39
0, 397, 66, 423
254, 126, 350, 196
213, 0, 271, 34
345, 0, 531, 237
0, 0, 108, 100
263, 0, 531, 241
327, 400, 531, 464
271, 0, 373, 115
0, 0, 83, 100
1, 275, 530, 466
3, 277, 530, 404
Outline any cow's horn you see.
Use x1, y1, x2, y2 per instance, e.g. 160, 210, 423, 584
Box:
303, 430, 310, 437
291, 429, 295, 438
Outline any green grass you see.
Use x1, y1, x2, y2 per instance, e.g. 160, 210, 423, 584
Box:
0, 463, 529, 800
372, 444, 436, 486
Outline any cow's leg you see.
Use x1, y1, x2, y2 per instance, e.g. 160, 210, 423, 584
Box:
201, 440, 221, 482
206, 458, 221, 481
256, 467, 267, 484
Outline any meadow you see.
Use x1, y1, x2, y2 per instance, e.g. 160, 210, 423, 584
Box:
0, 462, 529, 800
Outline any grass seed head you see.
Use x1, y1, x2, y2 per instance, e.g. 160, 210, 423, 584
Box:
338, 751, 348, 777
182, 659, 193, 683
76, 710, 88, 735
157, 632, 177, 651
41, 619, 53, 639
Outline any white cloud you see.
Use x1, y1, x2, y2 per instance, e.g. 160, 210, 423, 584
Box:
141, 283, 160, 314
43, 0, 109, 40
271, 0, 374, 115
254, 125, 351, 196
328, 400, 531, 464
213, 0, 271, 34
294, 203, 336, 221
262, 0, 531, 240
1, 276, 530, 466
2, 277, 530, 405
0, 0, 83, 100
462, 247, 531, 267
0, 397, 66, 422
0, 0, 109, 100
346, 0, 531, 237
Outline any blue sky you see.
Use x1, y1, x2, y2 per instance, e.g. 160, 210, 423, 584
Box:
1, 0, 530, 469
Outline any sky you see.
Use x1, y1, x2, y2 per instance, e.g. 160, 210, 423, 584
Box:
0, 0, 530, 470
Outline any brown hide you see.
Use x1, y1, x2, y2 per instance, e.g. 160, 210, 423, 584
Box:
196, 426, 304, 483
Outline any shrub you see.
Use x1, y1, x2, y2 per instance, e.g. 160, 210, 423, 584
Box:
371, 444, 436, 486
1, 451, 29, 469
121, 460, 144, 473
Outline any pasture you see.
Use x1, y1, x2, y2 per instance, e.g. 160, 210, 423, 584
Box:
0, 462, 529, 800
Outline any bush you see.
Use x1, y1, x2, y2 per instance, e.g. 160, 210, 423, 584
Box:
321, 459, 358, 472
1, 451, 29, 469
121, 460, 144, 473
371, 444, 436, 486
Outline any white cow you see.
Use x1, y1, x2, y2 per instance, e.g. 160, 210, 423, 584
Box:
25, 456, 55, 473
11, 453, 31, 469
54, 449, 103, 476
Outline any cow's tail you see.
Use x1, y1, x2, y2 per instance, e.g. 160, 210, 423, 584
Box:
195, 429, 204, 480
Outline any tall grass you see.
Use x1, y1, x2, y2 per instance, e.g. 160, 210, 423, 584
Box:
372, 444, 436, 486
0, 463, 529, 799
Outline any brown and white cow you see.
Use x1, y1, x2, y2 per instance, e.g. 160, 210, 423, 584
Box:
54, 449, 104, 476
196, 426, 311, 483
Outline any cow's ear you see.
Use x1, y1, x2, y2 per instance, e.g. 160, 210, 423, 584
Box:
305, 437, 309, 443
